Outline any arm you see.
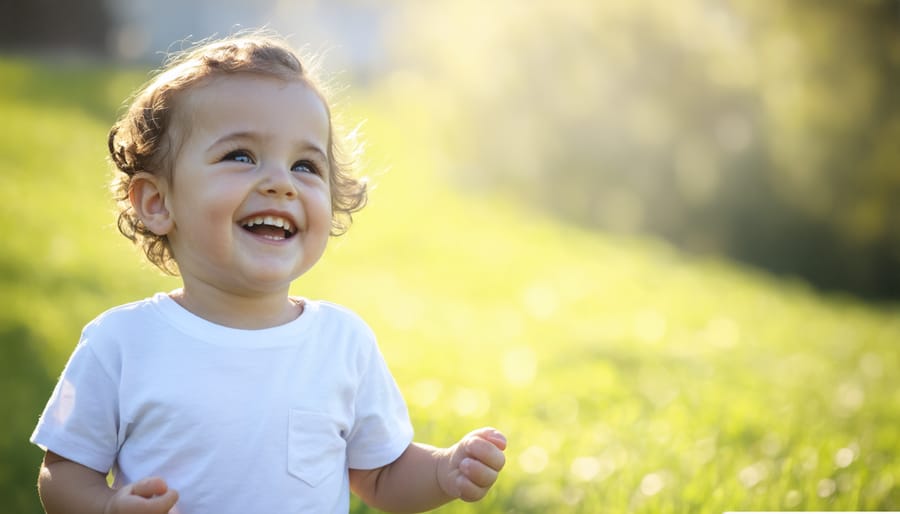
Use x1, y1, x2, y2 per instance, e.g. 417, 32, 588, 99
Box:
349, 427, 507, 514
38, 451, 178, 514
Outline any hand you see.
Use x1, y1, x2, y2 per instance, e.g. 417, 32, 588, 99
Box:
104, 477, 179, 514
438, 427, 507, 502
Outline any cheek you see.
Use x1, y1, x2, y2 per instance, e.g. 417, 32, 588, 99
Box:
170, 187, 240, 243
314, 186, 333, 218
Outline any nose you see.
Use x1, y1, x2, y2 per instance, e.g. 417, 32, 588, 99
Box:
259, 164, 296, 198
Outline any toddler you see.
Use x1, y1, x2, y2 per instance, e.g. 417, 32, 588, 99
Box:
31, 32, 506, 514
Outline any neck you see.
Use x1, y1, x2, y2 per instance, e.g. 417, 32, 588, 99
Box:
170, 281, 303, 330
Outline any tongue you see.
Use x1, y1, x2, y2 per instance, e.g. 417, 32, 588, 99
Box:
247, 225, 286, 239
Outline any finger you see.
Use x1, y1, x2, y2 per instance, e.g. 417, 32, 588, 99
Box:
460, 457, 500, 488
456, 475, 489, 503
463, 437, 507, 472
468, 427, 507, 451
130, 477, 169, 499
114, 487, 179, 514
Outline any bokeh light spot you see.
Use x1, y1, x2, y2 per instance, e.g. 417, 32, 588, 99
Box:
571, 456, 601, 482
519, 445, 549, 474
835, 381, 865, 414
410, 379, 443, 408
738, 462, 767, 489
451, 387, 490, 417
502, 346, 538, 387
835, 447, 855, 469
639, 472, 665, 496
817, 478, 837, 498
522, 283, 559, 321
784, 489, 803, 508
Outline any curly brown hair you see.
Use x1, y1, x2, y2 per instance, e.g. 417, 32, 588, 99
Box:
109, 31, 367, 275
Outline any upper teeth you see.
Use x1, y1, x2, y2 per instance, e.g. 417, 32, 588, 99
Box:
243, 216, 293, 233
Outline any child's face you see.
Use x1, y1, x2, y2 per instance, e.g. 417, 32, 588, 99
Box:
162, 74, 332, 296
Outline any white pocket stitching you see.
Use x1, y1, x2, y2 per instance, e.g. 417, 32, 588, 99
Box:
287, 410, 346, 487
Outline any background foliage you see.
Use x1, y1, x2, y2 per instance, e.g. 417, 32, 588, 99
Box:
1, 54, 899, 513
381, 0, 900, 299
4, 0, 898, 300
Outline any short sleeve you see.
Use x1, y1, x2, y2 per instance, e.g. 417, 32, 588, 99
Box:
30, 334, 120, 473
345, 343, 414, 470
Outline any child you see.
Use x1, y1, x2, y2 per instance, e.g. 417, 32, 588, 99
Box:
31, 32, 507, 514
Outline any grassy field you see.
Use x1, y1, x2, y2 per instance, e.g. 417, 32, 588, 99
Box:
1, 56, 898, 513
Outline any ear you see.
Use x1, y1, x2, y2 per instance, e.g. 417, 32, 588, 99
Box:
129, 172, 174, 235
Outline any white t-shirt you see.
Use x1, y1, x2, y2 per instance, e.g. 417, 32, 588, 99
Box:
31, 292, 414, 514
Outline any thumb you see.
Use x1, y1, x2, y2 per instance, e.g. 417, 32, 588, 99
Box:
130, 477, 170, 499
469, 427, 507, 451
149, 488, 179, 512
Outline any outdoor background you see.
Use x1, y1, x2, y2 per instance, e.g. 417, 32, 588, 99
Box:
1, 0, 898, 512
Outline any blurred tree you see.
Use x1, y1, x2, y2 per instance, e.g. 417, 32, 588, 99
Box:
382, 0, 900, 299
0, 0, 111, 55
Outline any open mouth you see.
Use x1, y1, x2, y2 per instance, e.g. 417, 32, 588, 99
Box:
240, 215, 297, 240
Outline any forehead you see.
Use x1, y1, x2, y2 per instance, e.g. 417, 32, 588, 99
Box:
176, 74, 330, 147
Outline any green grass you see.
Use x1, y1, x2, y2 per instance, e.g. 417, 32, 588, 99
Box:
1, 55, 898, 513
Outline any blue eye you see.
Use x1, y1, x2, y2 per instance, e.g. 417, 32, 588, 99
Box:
223, 150, 254, 164
291, 160, 319, 175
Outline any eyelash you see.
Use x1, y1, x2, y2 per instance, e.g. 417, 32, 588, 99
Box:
223, 149, 254, 164
291, 160, 321, 175
221, 150, 323, 176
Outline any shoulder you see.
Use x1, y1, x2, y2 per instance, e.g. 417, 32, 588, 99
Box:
76, 294, 169, 361
83, 294, 164, 335
303, 300, 383, 369
305, 300, 376, 339
59, 295, 165, 379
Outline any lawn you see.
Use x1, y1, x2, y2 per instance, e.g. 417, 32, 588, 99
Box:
1, 56, 897, 513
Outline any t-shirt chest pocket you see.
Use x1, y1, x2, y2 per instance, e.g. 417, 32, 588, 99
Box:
287, 410, 348, 487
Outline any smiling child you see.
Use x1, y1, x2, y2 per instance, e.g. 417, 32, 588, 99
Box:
30, 31, 506, 514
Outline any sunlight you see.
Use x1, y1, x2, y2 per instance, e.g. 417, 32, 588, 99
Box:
639, 472, 665, 496
7, 4, 900, 509
632, 309, 667, 344
502, 346, 537, 388
817, 478, 837, 498
522, 283, 559, 321
784, 489, 803, 508
834, 381, 865, 415
518, 445, 548, 475
738, 462, 767, 489
570, 456, 601, 482
450, 387, 490, 417
693, 435, 718, 465
409, 379, 443, 408
834, 446, 856, 469
605, 442, 630, 467
541, 395, 579, 425
51, 379, 76, 424
799, 446, 819, 473
703, 317, 740, 348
